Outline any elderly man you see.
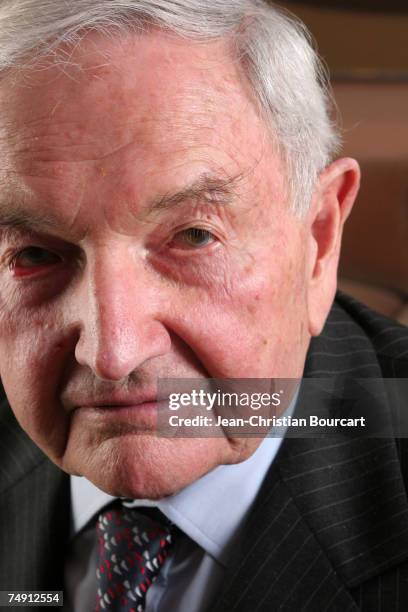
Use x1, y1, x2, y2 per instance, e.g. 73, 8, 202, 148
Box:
0, 0, 406, 610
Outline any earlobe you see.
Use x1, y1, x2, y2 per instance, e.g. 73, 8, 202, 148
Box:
307, 157, 360, 336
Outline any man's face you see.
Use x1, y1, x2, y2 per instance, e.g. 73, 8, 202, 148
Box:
0, 32, 312, 498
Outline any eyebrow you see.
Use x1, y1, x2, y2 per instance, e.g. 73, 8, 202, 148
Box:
149, 172, 243, 212
0, 172, 244, 235
0, 207, 62, 236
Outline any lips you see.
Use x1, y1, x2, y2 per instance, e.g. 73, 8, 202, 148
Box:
60, 382, 171, 434
67, 397, 164, 434
61, 388, 159, 412
77, 397, 157, 409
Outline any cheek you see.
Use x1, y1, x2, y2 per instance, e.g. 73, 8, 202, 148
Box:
0, 301, 65, 374
0, 306, 71, 460
163, 238, 309, 378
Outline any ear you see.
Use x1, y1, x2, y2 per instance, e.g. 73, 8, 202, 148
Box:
306, 157, 360, 336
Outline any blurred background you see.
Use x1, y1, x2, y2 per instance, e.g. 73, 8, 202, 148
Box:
279, 1, 408, 323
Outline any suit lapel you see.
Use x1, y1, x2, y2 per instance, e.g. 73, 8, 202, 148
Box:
0, 395, 70, 591
215, 296, 408, 611
277, 433, 408, 592
214, 463, 359, 611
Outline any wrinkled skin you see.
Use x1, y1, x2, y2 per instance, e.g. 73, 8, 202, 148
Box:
0, 31, 360, 498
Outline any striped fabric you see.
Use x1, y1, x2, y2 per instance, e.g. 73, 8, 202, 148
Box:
1, 291, 407, 611
0, 407, 69, 594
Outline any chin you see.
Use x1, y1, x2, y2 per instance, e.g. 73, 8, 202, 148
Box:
66, 433, 228, 500
90, 475, 179, 501
87, 465, 200, 501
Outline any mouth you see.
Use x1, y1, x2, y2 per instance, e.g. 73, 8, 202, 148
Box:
79, 397, 158, 409
65, 388, 158, 410
70, 396, 168, 431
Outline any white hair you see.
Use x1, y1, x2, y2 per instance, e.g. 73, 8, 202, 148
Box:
0, 0, 341, 214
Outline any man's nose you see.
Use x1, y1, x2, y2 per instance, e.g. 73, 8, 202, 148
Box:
72, 247, 171, 381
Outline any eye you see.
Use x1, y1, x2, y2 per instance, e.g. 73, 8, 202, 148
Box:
170, 227, 216, 249
9, 246, 62, 277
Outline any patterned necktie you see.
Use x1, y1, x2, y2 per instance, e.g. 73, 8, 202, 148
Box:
95, 502, 176, 612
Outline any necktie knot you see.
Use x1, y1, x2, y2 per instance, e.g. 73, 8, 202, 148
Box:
95, 502, 176, 612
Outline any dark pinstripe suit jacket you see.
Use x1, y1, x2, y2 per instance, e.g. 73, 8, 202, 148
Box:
1, 292, 408, 611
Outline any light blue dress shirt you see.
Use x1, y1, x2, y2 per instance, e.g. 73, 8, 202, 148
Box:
64, 433, 288, 611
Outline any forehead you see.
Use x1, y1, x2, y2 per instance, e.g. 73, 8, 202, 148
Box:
0, 30, 285, 232
0, 30, 264, 154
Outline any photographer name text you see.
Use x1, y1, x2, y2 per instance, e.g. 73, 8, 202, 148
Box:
168, 415, 366, 428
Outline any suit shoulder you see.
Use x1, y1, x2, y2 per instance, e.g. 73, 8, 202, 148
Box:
0, 388, 47, 493
335, 291, 408, 376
